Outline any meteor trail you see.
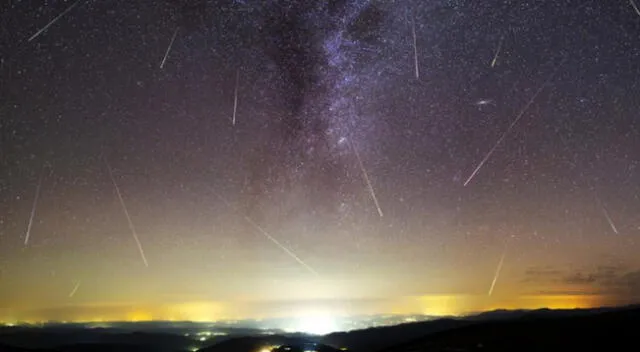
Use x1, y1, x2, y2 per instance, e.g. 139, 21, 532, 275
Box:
596, 195, 619, 234
411, 19, 419, 79
490, 36, 503, 68
488, 245, 507, 296
213, 192, 319, 276
68, 280, 81, 298
160, 28, 179, 69
28, 0, 83, 42
242, 215, 319, 276
602, 206, 619, 234
232, 69, 239, 125
104, 157, 149, 267
630, 0, 640, 17
24, 169, 44, 246
464, 60, 564, 186
350, 139, 383, 217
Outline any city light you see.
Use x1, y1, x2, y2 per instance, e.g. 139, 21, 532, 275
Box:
293, 314, 339, 335
258, 346, 280, 352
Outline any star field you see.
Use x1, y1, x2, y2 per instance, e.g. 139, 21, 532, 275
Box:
1, 0, 640, 322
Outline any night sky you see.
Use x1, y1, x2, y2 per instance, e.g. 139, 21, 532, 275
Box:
1, 0, 640, 325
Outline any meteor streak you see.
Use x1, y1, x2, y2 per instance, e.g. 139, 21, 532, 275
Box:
24, 169, 44, 245
488, 245, 507, 296
490, 36, 503, 68
464, 60, 564, 186
602, 206, 619, 234
160, 28, 179, 69
104, 157, 149, 267
232, 69, 239, 125
68, 280, 81, 298
411, 19, 419, 79
630, 0, 640, 17
242, 215, 319, 276
350, 140, 383, 217
596, 195, 619, 234
213, 192, 319, 276
28, 0, 83, 42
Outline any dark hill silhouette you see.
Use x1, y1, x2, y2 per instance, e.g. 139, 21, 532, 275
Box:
321, 318, 470, 352
379, 306, 640, 352
0, 343, 33, 351
197, 336, 341, 352
0, 330, 193, 351
49, 343, 159, 352
466, 305, 630, 321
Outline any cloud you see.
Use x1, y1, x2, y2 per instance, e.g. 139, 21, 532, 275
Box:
612, 270, 640, 295
522, 264, 640, 299
563, 266, 620, 285
522, 266, 563, 283
525, 266, 563, 277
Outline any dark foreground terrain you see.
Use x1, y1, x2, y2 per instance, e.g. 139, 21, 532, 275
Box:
1, 306, 638, 352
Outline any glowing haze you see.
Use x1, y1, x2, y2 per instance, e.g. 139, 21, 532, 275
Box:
1, 0, 640, 326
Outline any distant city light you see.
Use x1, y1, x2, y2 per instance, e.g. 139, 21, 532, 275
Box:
293, 314, 339, 335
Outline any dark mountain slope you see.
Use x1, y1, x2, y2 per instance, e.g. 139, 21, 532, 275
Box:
380, 307, 640, 352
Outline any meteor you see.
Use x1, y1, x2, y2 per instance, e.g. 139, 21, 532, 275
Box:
411, 19, 419, 79
232, 69, 239, 125
464, 60, 564, 186
69, 280, 81, 298
214, 192, 319, 276
24, 169, 44, 245
104, 157, 149, 267
488, 245, 507, 296
28, 0, 83, 42
490, 36, 503, 68
350, 139, 383, 217
160, 28, 179, 69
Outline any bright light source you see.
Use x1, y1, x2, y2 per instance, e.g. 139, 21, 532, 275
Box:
294, 314, 339, 335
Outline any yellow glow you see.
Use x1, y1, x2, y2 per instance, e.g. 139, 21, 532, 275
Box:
519, 295, 601, 309
386, 292, 611, 317
258, 346, 280, 352
417, 295, 461, 316
0, 293, 615, 324
127, 311, 153, 322
167, 301, 226, 322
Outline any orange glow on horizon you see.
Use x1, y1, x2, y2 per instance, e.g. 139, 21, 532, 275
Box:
127, 311, 154, 322
0, 292, 626, 325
